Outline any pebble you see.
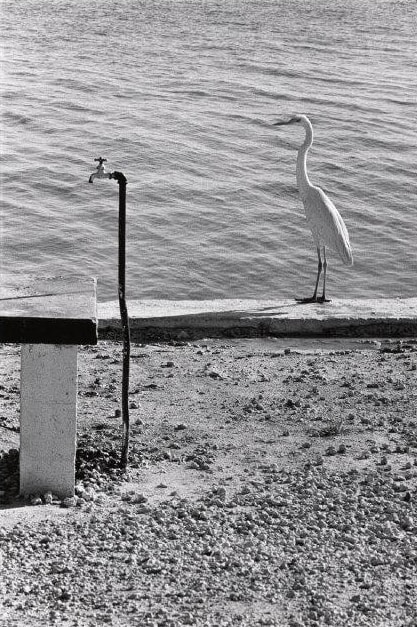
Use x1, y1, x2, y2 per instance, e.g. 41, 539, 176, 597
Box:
83, 487, 97, 502
43, 491, 54, 505
207, 369, 223, 379
216, 487, 227, 501
62, 496, 78, 508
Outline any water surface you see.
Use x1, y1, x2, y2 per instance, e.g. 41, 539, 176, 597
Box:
1, 0, 416, 301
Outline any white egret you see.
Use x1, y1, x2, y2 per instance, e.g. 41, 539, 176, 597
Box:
274, 114, 353, 303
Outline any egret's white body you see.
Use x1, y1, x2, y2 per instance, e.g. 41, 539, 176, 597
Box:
275, 114, 353, 302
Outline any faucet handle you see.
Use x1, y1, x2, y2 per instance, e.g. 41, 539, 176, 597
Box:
94, 157, 107, 165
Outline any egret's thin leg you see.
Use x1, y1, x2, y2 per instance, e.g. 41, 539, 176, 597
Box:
317, 247, 331, 303
296, 247, 322, 303
312, 247, 322, 300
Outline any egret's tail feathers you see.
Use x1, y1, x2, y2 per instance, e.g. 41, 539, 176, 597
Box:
329, 226, 353, 265
340, 241, 353, 266
333, 209, 353, 266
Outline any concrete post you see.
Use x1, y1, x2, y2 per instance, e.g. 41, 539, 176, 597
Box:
20, 344, 78, 498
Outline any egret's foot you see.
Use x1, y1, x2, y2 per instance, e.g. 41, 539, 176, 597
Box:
317, 296, 331, 303
295, 296, 318, 304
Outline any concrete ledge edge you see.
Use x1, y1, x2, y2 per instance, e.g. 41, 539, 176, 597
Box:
97, 298, 417, 341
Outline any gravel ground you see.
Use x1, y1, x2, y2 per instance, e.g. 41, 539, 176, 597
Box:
0, 337, 416, 627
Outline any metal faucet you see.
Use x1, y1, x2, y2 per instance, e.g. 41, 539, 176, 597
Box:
89, 157, 112, 183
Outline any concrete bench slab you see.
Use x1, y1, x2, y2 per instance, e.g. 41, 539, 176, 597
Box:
0, 276, 98, 498
0, 276, 97, 345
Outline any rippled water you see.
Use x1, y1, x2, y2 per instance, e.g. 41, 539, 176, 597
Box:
1, 0, 416, 302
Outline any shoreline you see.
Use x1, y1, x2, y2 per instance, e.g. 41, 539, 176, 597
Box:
98, 298, 417, 342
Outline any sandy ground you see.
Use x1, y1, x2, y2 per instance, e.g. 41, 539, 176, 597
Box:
0, 337, 416, 627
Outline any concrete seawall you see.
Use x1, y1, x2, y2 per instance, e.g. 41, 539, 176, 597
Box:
98, 298, 417, 342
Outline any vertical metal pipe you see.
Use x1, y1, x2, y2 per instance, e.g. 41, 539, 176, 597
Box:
112, 171, 130, 468
89, 161, 132, 468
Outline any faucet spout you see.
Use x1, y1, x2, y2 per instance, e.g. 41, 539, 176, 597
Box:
89, 157, 112, 183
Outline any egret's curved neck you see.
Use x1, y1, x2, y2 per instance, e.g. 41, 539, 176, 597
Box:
296, 120, 313, 198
